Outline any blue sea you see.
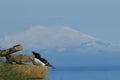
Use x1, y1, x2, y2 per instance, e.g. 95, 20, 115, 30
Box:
46, 66, 120, 80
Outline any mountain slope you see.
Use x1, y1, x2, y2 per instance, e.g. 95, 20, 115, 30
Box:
2, 26, 111, 52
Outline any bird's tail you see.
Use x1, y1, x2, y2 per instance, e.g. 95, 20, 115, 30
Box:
47, 64, 56, 69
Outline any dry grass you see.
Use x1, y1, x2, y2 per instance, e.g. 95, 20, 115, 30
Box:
11, 64, 48, 79
0, 57, 48, 80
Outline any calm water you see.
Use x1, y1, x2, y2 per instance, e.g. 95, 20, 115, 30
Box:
46, 66, 120, 80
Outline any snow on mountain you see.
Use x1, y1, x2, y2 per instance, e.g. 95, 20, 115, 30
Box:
2, 26, 111, 52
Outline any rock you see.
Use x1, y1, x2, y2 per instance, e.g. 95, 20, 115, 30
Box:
5, 54, 34, 64
0, 44, 23, 56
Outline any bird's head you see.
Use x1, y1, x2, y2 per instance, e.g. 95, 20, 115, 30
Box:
32, 51, 41, 59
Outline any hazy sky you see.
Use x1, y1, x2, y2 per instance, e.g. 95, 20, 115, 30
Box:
1, 0, 120, 68
0, 0, 120, 46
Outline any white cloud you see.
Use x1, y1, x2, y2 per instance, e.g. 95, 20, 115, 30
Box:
2, 26, 96, 50
57, 48, 66, 52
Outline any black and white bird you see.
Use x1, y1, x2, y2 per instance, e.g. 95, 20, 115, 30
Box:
32, 51, 55, 69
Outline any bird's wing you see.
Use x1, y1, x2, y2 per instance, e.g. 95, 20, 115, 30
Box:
40, 58, 56, 69
40, 58, 49, 64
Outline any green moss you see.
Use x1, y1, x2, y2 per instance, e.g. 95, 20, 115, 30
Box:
0, 58, 28, 80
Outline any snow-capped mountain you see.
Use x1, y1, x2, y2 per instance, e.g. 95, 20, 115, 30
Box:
2, 26, 112, 52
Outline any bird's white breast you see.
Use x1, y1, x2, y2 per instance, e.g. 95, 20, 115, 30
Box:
33, 58, 45, 66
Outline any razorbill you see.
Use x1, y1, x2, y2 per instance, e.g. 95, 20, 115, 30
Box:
32, 51, 55, 69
